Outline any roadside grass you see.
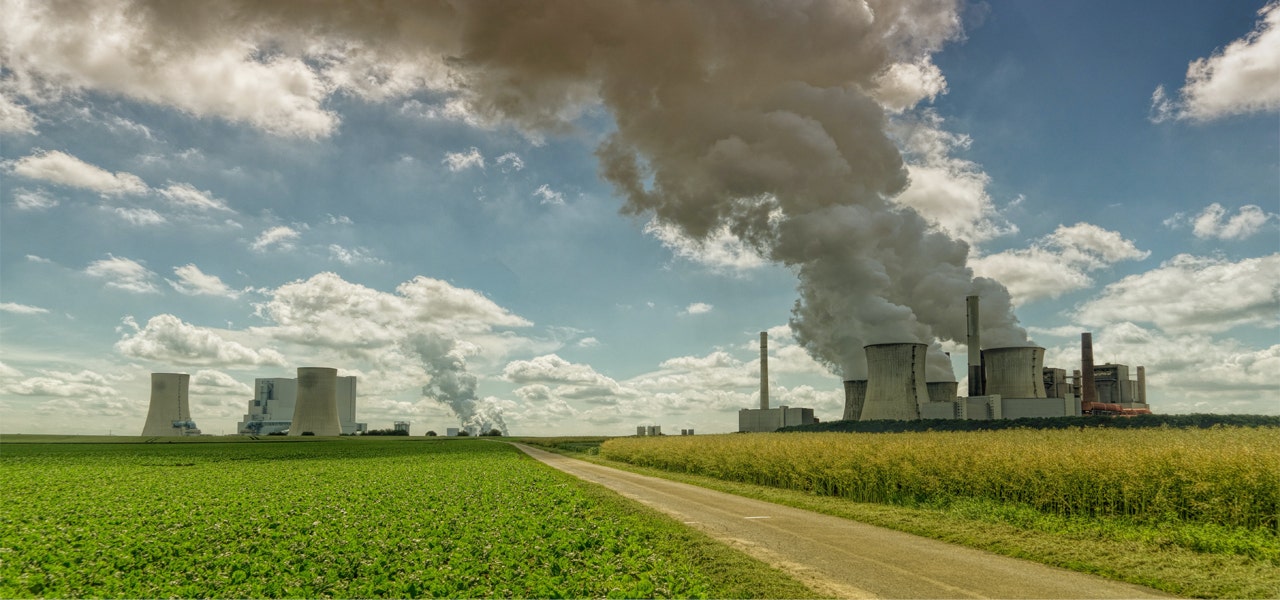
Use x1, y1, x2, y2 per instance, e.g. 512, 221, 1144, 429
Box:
530, 441, 1279, 599
0, 438, 817, 599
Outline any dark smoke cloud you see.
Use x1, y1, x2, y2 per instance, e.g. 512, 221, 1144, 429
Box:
112, 0, 1028, 380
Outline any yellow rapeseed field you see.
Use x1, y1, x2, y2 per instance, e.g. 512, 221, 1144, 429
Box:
601, 428, 1280, 531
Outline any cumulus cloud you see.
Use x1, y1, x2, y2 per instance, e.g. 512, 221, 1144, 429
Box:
159, 183, 233, 212
84, 255, 159, 294
576, 337, 600, 348
681, 302, 714, 316
167, 264, 241, 298
1, 369, 127, 403
1165, 203, 1276, 240
112, 206, 166, 226
115, 314, 287, 367
644, 219, 767, 273
532, 184, 565, 206
872, 57, 948, 113
1151, 1, 1280, 122
443, 147, 485, 172
11, 188, 58, 211
190, 369, 253, 397
970, 223, 1150, 305
0, 302, 49, 315
1075, 253, 1280, 334
503, 354, 635, 405
328, 244, 383, 265
0, 91, 37, 134
250, 226, 301, 252
495, 152, 525, 172
8, 150, 148, 195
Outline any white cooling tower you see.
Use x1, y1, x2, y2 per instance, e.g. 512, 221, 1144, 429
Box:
842, 379, 867, 421
927, 381, 959, 403
289, 367, 341, 436
982, 347, 1048, 399
860, 343, 927, 421
141, 373, 195, 436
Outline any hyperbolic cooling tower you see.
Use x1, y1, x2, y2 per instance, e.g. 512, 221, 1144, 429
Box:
982, 346, 1048, 399
926, 381, 959, 403
141, 373, 195, 436
842, 379, 867, 421
860, 343, 926, 421
289, 367, 341, 436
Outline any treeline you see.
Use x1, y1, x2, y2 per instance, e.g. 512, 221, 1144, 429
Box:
777, 413, 1280, 434
362, 428, 410, 436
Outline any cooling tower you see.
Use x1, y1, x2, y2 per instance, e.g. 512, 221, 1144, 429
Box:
966, 295, 983, 396
1081, 333, 1098, 404
141, 373, 195, 436
289, 367, 341, 436
760, 331, 769, 410
842, 379, 867, 421
927, 381, 959, 403
860, 343, 927, 421
982, 347, 1047, 399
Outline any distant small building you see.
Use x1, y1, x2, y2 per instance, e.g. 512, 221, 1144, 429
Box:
446, 427, 459, 437
393, 421, 410, 435
738, 406, 815, 433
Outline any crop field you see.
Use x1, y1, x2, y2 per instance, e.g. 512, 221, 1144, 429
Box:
0, 438, 811, 599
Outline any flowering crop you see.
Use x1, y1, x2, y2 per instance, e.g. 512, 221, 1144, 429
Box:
0, 439, 742, 598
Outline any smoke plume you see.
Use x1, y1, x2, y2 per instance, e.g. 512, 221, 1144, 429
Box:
74, 0, 1031, 381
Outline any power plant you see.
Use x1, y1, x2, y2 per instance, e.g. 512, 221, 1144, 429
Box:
237, 374, 365, 435
739, 331, 818, 432
836, 296, 1152, 423
289, 367, 342, 436
140, 373, 200, 436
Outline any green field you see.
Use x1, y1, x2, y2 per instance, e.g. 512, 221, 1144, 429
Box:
0, 438, 814, 599
598, 428, 1280, 598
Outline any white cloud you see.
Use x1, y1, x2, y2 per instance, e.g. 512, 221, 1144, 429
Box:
115, 314, 288, 367
190, 369, 253, 397
1, 369, 126, 403
532, 184, 565, 206
891, 112, 1017, 246
577, 337, 600, 348
644, 219, 767, 273
251, 226, 301, 252
328, 244, 384, 265
400, 97, 485, 127
159, 183, 233, 212
0, 361, 22, 378
872, 57, 948, 113
112, 206, 166, 226
9, 150, 148, 195
11, 188, 58, 211
1151, 1, 1280, 122
496, 152, 525, 172
0, 91, 36, 134
167, 264, 241, 299
25, 255, 51, 264
504, 354, 636, 405
443, 147, 485, 172
0, 302, 49, 315
970, 223, 1149, 305
1184, 203, 1275, 240
682, 302, 714, 315
1075, 253, 1280, 334
84, 255, 159, 294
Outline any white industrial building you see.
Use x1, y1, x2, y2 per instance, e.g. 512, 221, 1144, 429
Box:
237, 374, 365, 435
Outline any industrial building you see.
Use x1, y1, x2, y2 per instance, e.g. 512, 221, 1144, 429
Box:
141, 373, 201, 436
740, 331, 818, 432
636, 425, 663, 436
236, 373, 366, 435
839, 297, 1152, 423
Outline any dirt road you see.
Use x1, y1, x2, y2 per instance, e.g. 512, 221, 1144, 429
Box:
514, 444, 1170, 599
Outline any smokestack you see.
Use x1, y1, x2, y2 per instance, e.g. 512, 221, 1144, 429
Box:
1081, 333, 1098, 405
760, 331, 769, 410
141, 373, 194, 436
1137, 366, 1147, 405
966, 295, 983, 396
860, 343, 927, 421
290, 367, 341, 436
982, 347, 1048, 399
842, 379, 867, 421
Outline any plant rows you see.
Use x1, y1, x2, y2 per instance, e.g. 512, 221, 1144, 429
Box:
601, 427, 1280, 532
1, 439, 733, 598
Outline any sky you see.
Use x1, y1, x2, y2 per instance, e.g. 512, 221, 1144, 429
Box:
1, 0, 1277, 436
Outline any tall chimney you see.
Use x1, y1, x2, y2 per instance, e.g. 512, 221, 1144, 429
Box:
1136, 366, 1147, 405
966, 295, 983, 396
760, 331, 769, 410
1081, 333, 1098, 405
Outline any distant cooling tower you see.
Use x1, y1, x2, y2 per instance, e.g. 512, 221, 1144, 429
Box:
141, 373, 195, 436
842, 380, 867, 421
289, 367, 341, 436
982, 347, 1048, 399
926, 381, 959, 403
860, 343, 926, 421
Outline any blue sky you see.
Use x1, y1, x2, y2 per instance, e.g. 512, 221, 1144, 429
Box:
2, 0, 1277, 436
